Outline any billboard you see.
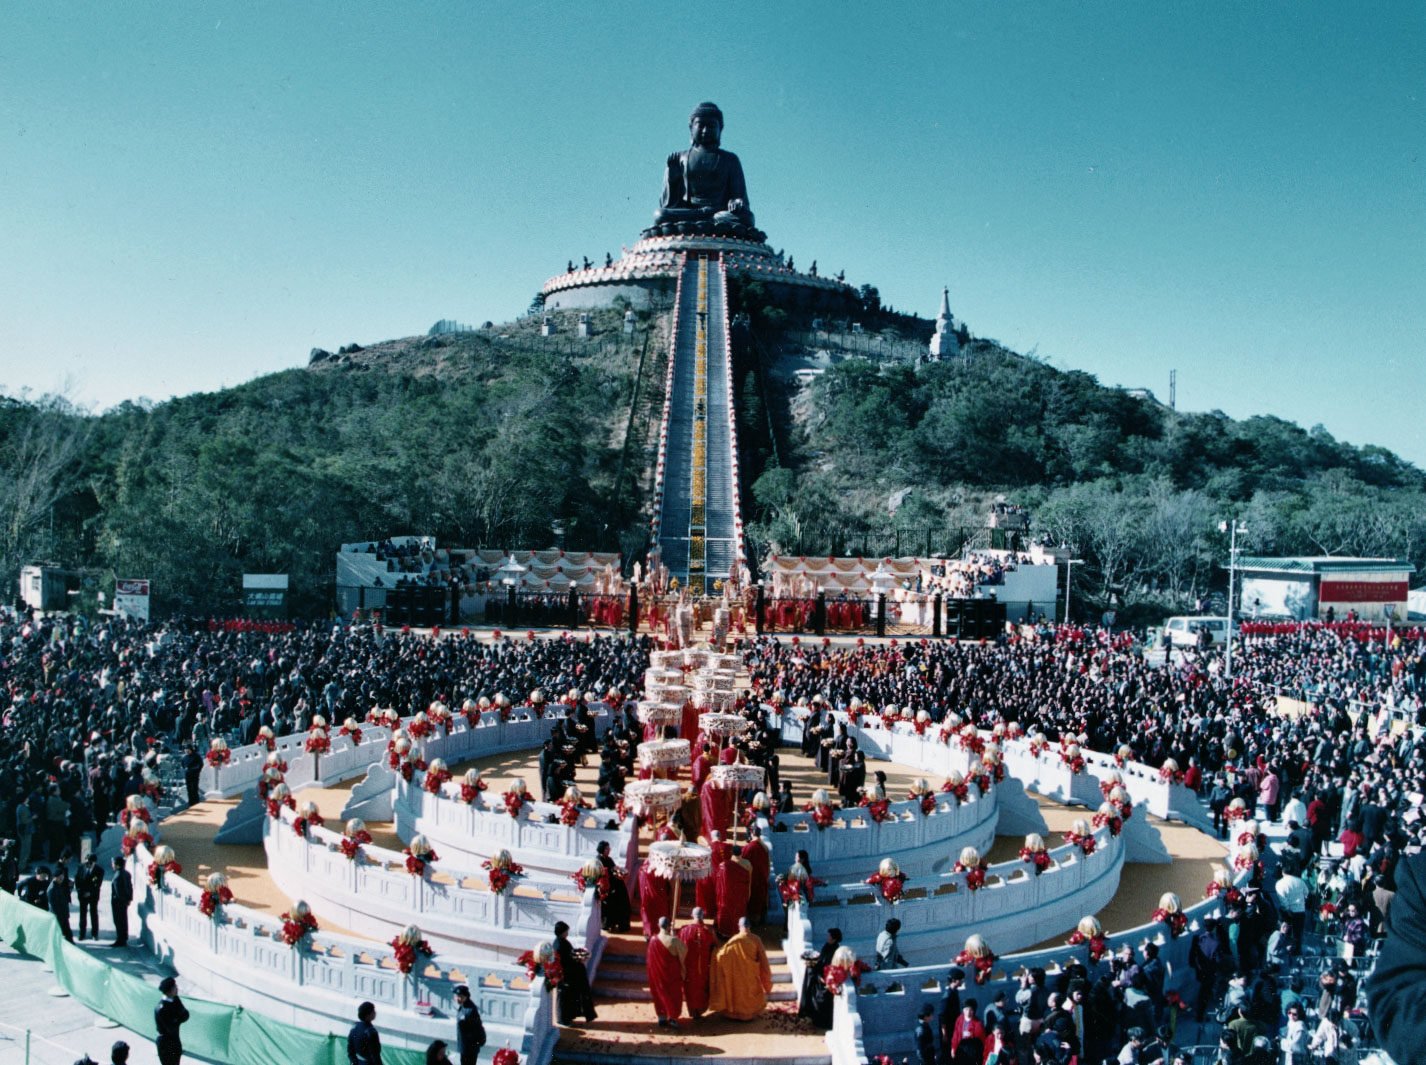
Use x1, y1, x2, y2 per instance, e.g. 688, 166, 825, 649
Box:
113, 578, 151, 622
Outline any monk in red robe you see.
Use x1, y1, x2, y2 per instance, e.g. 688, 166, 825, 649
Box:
682, 701, 701, 754
714, 854, 752, 938
678, 907, 717, 1018
690, 743, 714, 794
740, 827, 771, 926
700, 748, 739, 839
638, 862, 672, 939
647, 916, 687, 1027
696, 831, 731, 914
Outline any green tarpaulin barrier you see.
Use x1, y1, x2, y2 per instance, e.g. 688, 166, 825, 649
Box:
0, 891, 428, 1065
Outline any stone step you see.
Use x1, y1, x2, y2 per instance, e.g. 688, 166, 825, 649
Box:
598, 983, 799, 1003
598, 961, 794, 988
554, 1054, 828, 1065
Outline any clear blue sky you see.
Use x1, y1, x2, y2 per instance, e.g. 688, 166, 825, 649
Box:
2, 3, 1423, 464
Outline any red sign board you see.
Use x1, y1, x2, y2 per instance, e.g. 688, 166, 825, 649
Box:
1318, 580, 1407, 604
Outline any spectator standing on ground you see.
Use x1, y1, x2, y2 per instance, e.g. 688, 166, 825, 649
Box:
110, 1039, 131, 1063
914, 1003, 937, 1065
154, 977, 189, 1065
76, 853, 103, 940
109, 856, 132, 947
875, 918, 907, 969
181, 745, 203, 807
348, 1001, 383, 1065
425, 1040, 453, 1065
48, 862, 74, 942
453, 985, 485, 1065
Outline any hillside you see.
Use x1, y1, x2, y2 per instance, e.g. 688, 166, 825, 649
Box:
3, 291, 1423, 621
1, 306, 667, 614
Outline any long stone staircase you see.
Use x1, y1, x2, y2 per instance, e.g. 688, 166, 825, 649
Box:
655, 256, 742, 594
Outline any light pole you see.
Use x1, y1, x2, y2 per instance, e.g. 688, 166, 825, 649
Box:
1219, 520, 1247, 679
1062, 557, 1083, 624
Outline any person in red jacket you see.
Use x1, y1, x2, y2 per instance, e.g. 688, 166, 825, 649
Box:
678, 907, 717, 1018
647, 916, 687, 1028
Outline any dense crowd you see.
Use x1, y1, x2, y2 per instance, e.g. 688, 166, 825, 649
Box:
743, 624, 1426, 1062
0, 608, 651, 872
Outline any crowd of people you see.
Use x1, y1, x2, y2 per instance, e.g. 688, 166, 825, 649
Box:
743, 623, 1425, 1062
7, 601, 1426, 1062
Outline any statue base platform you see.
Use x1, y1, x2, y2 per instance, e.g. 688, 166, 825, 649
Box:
542, 232, 852, 313
639, 219, 767, 244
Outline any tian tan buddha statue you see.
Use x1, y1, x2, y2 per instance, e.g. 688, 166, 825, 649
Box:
649, 102, 761, 239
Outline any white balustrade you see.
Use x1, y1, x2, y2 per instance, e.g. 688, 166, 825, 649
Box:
262, 809, 603, 968
129, 846, 557, 1064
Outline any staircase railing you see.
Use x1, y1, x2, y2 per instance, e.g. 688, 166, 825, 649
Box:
648, 254, 687, 555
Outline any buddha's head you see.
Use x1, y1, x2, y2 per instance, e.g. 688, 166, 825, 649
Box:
689, 102, 723, 149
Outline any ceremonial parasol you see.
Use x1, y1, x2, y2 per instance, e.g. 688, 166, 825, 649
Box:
709, 763, 768, 842
638, 738, 691, 773
698, 712, 751, 738
643, 683, 688, 705
646, 840, 713, 927
645, 667, 685, 687
638, 702, 686, 727
691, 688, 736, 712
649, 650, 684, 670
622, 779, 683, 818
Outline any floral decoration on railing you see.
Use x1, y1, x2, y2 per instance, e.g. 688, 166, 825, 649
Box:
909, 778, 937, 816
265, 783, 296, 820
292, 800, 325, 839
340, 818, 372, 862
865, 857, 908, 903
279, 900, 319, 947
558, 785, 592, 826
1152, 892, 1187, 938
256, 725, 276, 751
304, 715, 331, 755
822, 945, 872, 995
1092, 803, 1124, 838
503, 779, 533, 819
197, 871, 234, 920
121, 823, 154, 858
954, 933, 996, 985
954, 846, 989, 891
1064, 818, 1097, 856
803, 788, 837, 829
424, 758, 453, 795
460, 768, 488, 805
1066, 915, 1109, 963
940, 772, 969, 805
483, 849, 525, 895
518, 940, 562, 988
404, 834, 439, 876
391, 923, 434, 975
572, 858, 611, 902
206, 737, 231, 768
1019, 834, 1052, 875
338, 718, 363, 747
859, 786, 894, 824
148, 844, 182, 887
1158, 757, 1184, 784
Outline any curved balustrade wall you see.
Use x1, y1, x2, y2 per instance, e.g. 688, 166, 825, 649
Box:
767, 788, 998, 879
129, 847, 557, 1063
263, 810, 603, 967
804, 826, 1123, 964
395, 773, 638, 877
828, 872, 1249, 1057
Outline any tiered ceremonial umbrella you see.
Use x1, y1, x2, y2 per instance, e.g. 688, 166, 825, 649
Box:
646, 840, 713, 926
638, 739, 691, 778
709, 762, 767, 841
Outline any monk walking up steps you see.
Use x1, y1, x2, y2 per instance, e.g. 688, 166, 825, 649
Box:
647, 916, 688, 1028
709, 917, 773, 1021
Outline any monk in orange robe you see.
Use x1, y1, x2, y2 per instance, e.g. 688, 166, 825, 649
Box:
678, 907, 717, 1017
638, 862, 672, 939
740, 828, 771, 926
714, 854, 752, 938
647, 916, 687, 1027
709, 917, 774, 1020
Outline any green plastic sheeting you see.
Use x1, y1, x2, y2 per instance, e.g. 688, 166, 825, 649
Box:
0, 891, 428, 1065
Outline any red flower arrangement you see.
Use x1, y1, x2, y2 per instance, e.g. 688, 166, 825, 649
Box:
147, 858, 182, 886
1236, 830, 1257, 849
1234, 853, 1261, 874
266, 758, 289, 774
973, 772, 992, 797
304, 730, 331, 755
1065, 831, 1097, 856
1092, 811, 1124, 837
1319, 902, 1338, 921
280, 909, 319, 947
120, 806, 152, 829
198, 883, 234, 919
911, 791, 937, 816
503, 790, 531, 819
1224, 803, 1248, 824
864, 870, 908, 903
460, 780, 488, 805
954, 861, 988, 891
292, 811, 324, 837
1061, 751, 1086, 774
940, 778, 969, 804
1027, 737, 1048, 758
493, 1051, 519, 1065
804, 801, 836, 829
339, 833, 371, 862
1159, 765, 1184, 784
257, 732, 276, 751
483, 857, 525, 894
953, 947, 996, 985
408, 717, 433, 740
1020, 848, 1053, 875
398, 759, 426, 783
517, 949, 563, 987
121, 828, 153, 857
390, 935, 434, 975
822, 959, 872, 995
424, 767, 453, 795
1066, 929, 1110, 963
266, 796, 296, 820
860, 798, 894, 824
339, 724, 363, 746
139, 780, 163, 802
1153, 908, 1188, 938
205, 747, 231, 768
404, 847, 439, 876
958, 730, 986, 755
571, 869, 611, 902
558, 798, 590, 826
778, 878, 807, 906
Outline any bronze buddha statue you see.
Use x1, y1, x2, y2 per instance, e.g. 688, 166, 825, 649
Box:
649, 102, 761, 240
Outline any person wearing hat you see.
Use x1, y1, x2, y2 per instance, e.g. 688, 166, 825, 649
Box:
452, 985, 485, 1065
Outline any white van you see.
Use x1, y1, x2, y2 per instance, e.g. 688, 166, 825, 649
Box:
1161, 616, 1230, 649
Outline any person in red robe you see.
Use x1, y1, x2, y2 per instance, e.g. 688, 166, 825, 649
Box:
647, 916, 687, 1027
678, 907, 717, 1018
682, 702, 701, 754
696, 831, 730, 914
691, 743, 714, 794
639, 861, 672, 939
700, 747, 739, 839
740, 827, 771, 926
714, 854, 752, 938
